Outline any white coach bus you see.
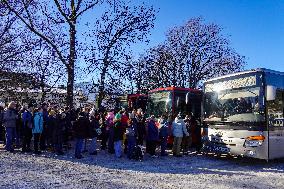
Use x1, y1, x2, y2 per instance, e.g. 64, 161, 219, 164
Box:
202, 68, 284, 160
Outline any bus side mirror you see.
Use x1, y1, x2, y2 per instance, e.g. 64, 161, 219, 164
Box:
266, 85, 276, 101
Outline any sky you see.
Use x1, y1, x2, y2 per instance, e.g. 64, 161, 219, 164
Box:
128, 0, 284, 72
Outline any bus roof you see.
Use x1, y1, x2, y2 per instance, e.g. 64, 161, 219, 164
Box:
205, 68, 284, 83
128, 94, 148, 98
149, 87, 201, 93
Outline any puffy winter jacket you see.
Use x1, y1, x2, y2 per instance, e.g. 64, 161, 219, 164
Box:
172, 118, 189, 137
32, 112, 44, 134
3, 108, 17, 128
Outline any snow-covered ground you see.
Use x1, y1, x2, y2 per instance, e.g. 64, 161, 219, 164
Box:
1, 143, 284, 189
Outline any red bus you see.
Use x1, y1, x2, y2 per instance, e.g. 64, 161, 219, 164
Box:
117, 94, 148, 111
127, 94, 148, 111
146, 87, 202, 120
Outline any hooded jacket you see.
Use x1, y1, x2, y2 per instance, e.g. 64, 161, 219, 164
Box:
32, 112, 44, 134
172, 117, 189, 137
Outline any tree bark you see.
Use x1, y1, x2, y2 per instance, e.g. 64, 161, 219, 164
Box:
67, 22, 76, 109
97, 63, 107, 108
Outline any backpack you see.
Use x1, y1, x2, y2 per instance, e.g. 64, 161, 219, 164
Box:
131, 145, 144, 161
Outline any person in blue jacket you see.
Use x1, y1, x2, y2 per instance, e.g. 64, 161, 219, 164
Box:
32, 107, 44, 154
146, 115, 159, 157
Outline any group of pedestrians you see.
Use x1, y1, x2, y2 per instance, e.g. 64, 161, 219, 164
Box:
0, 101, 74, 155
0, 101, 201, 160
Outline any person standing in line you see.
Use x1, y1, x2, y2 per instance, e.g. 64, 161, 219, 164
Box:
172, 114, 189, 157
126, 118, 137, 159
73, 112, 90, 159
121, 110, 129, 154
40, 103, 49, 151
80, 107, 90, 153
182, 114, 193, 155
32, 107, 44, 154
159, 114, 169, 156
3, 101, 18, 152
146, 115, 159, 157
113, 110, 123, 158
0, 102, 5, 143
15, 104, 22, 148
105, 110, 114, 153
89, 111, 100, 155
21, 105, 33, 153
50, 110, 64, 155
136, 109, 145, 146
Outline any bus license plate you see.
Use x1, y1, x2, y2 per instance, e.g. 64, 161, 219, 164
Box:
204, 143, 230, 153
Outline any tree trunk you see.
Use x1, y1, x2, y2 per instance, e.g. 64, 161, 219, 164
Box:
66, 22, 76, 109
97, 64, 107, 108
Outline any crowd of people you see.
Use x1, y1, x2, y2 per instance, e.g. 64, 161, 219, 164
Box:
0, 101, 201, 160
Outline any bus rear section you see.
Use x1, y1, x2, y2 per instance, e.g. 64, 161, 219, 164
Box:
202, 68, 284, 160
146, 87, 202, 146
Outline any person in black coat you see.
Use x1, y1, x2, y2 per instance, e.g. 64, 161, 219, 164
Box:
0, 104, 5, 142
89, 111, 100, 155
49, 110, 64, 155
73, 112, 90, 159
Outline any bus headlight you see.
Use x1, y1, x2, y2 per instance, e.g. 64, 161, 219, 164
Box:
244, 135, 265, 147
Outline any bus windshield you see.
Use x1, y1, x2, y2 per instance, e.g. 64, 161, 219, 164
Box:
204, 86, 265, 122
146, 91, 172, 117
174, 91, 201, 118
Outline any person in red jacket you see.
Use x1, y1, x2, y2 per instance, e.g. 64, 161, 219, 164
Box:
121, 110, 129, 153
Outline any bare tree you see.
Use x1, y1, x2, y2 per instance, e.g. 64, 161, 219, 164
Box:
0, 5, 30, 71
2, 0, 100, 108
139, 17, 245, 90
23, 40, 66, 103
87, 1, 156, 107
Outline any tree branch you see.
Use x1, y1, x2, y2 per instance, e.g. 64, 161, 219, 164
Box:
75, 0, 99, 20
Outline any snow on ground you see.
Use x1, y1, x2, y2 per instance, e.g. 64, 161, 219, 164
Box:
1, 143, 284, 189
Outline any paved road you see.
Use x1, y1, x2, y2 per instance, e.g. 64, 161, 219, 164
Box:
0, 146, 284, 189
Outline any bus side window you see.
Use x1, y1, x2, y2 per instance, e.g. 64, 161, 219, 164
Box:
267, 90, 284, 127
